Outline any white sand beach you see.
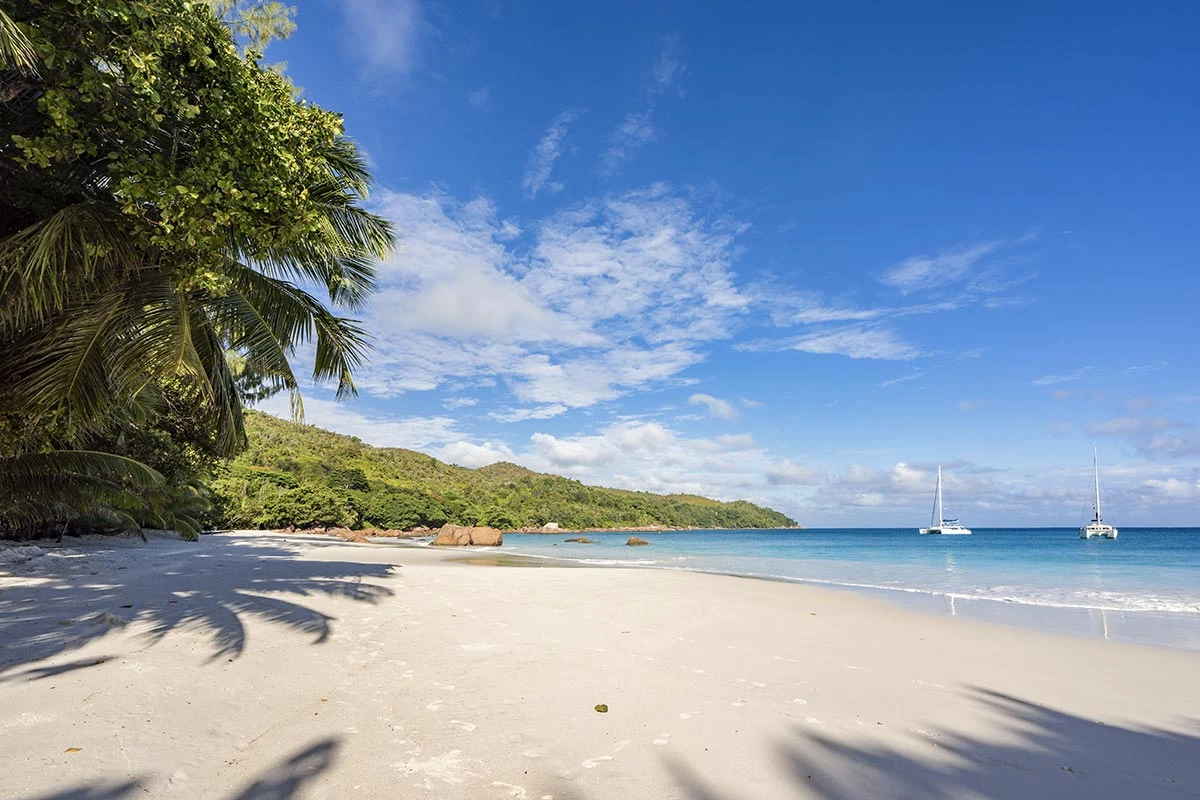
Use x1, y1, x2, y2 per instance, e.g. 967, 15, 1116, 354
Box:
2, 532, 1198, 800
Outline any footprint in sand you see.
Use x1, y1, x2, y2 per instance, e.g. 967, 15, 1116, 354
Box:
449, 720, 476, 732
490, 782, 528, 798
426, 700, 443, 711
582, 755, 613, 769
653, 734, 672, 745
791, 698, 808, 705
679, 711, 702, 720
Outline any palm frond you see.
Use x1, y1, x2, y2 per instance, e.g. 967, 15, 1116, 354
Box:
0, 449, 163, 537
0, 9, 38, 73
216, 260, 372, 404
0, 204, 138, 332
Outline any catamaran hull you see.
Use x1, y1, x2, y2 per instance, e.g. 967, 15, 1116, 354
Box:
919, 527, 972, 535
1080, 525, 1117, 539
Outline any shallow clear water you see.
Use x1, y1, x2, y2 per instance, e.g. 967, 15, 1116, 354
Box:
498, 528, 1200, 648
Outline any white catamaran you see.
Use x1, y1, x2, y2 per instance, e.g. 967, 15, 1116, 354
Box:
1080, 446, 1117, 539
919, 465, 971, 535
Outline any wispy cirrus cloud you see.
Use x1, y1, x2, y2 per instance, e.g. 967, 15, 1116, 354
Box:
599, 111, 657, 176
881, 240, 1004, 294
468, 87, 490, 109
488, 404, 568, 423
740, 324, 923, 361
1033, 362, 1168, 387
523, 109, 585, 199
600, 36, 687, 175
745, 234, 1036, 363
878, 371, 924, 389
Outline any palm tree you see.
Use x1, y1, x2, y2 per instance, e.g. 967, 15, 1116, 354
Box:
0, 1, 394, 537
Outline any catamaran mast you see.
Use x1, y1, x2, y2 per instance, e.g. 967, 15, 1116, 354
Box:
1093, 446, 1102, 523
936, 465, 944, 527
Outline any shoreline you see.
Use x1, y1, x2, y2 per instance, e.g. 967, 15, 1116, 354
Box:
3, 532, 1199, 798
453, 545, 1200, 652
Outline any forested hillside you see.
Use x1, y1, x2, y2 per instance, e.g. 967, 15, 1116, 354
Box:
210, 412, 797, 531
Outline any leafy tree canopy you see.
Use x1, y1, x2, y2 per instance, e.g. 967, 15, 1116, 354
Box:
0, 0, 392, 539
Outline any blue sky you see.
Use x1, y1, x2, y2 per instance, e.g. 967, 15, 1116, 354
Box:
257, 1, 1200, 526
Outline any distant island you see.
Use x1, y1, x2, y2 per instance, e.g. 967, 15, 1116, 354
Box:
210, 412, 797, 532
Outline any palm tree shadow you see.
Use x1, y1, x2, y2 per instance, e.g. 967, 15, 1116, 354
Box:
22, 737, 340, 800
0, 535, 396, 677
652, 687, 1200, 800
787, 686, 1200, 800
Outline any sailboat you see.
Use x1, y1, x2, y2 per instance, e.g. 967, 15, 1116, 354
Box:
919, 466, 972, 535
1080, 446, 1117, 539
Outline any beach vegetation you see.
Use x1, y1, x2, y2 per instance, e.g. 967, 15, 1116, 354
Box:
208, 412, 797, 531
0, 0, 392, 539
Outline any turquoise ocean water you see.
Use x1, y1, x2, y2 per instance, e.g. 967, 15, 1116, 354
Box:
495, 528, 1200, 649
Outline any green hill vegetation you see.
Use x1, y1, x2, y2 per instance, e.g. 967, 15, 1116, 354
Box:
210, 412, 797, 531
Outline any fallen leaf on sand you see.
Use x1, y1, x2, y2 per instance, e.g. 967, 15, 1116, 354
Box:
595, 704, 609, 713
65, 748, 81, 753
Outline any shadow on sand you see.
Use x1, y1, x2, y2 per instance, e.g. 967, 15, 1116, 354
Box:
0, 534, 395, 678
22, 737, 340, 800
561, 687, 1200, 800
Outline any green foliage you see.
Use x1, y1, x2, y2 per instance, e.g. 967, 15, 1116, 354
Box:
328, 467, 369, 491
208, 412, 798, 531
358, 488, 445, 530
0, 1, 392, 539
262, 485, 357, 530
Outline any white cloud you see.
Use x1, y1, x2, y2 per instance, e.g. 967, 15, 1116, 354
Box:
442, 396, 478, 409
254, 394, 465, 451
881, 240, 1002, 294
523, 421, 795, 504
765, 460, 820, 486
739, 397, 763, 408
436, 440, 516, 468
688, 393, 738, 420
488, 404, 568, 423
340, 0, 423, 75
356, 184, 748, 409
1086, 416, 1200, 458
523, 109, 584, 199
1141, 478, 1200, 501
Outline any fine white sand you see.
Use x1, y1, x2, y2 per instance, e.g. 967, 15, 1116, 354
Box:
2, 532, 1198, 799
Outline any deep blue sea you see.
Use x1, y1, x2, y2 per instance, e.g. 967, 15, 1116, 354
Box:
497, 528, 1200, 649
